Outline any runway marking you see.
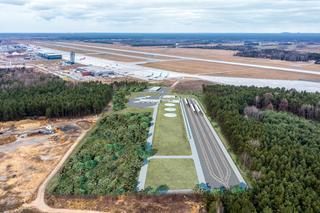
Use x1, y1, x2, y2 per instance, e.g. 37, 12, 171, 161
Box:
191, 98, 232, 184
186, 106, 223, 182
36, 42, 164, 62
56, 41, 320, 76
191, 110, 229, 188
191, 111, 225, 179
195, 112, 231, 184
185, 103, 227, 186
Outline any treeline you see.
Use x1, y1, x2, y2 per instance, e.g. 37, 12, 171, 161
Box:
203, 85, 320, 212
235, 48, 320, 63
0, 67, 114, 121
0, 67, 57, 89
0, 76, 112, 121
112, 81, 147, 111
112, 81, 148, 92
242, 88, 320, 121
183, 45, 252, 51
48, 112, 152, 195
0, 69, 149, 120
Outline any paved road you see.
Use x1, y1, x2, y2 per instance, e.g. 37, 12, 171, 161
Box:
182, 100, 241, 188
54, 41, 320, 76
36, 42, 164, 62
136, 103, 159, 191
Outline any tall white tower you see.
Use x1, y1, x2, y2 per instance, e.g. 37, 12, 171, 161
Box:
70, 51, 75, 64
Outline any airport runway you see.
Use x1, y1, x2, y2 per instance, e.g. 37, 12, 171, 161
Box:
54, 41, 320, 76
182, 100, 240, 188
34, 43, 320, 92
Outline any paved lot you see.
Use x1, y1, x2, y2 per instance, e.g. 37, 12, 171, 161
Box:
127, 95, 161, 108
182, 100, 240, 188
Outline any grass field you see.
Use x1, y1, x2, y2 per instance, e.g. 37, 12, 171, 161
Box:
145, 159, 198, 190
153, 100, 191, 155
142, 60, 320, 81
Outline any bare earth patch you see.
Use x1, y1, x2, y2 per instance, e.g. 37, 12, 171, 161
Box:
45, 194, 204, 213
0, 117, 96, 211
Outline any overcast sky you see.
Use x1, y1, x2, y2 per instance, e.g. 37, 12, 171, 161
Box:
0, 0, 319, 33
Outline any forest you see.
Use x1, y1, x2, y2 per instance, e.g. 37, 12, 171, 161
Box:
112, 81, 147, 111
48, 112, 152, 195
235, 49, 320, 63
0, 67, 112, 121
203, 85, 320, 212
0, 69, 149, 120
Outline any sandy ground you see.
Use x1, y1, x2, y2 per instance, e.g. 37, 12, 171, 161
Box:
44, 194, 205, 213
142, 60, 320, 81
71, 42, 320, 71
0, 117, 97, 211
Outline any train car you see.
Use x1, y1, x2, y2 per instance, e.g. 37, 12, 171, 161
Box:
190, 101, 196, 112
193, 99, 202, 115
194, 103, 201, 114
184, 98, 189, 106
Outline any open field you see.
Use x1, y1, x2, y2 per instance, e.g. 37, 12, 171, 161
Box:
0, 117, 96, 211
35, 42, 174, 61
73, 41, 320, 72
143, 60, 320, 81
145, 159, 198, 190
31, 41, 320, 81
36, 43, 142, 62
153, 100, 191, 155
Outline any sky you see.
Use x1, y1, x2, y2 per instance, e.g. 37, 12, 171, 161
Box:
0, 0, 319, 33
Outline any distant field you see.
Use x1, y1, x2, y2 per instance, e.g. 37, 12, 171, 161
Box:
40, 41, 174, 61
145, 159, 198, 190
75, 41, 320, 71
142, 60, 320, 81
33, 41, 320, 81
153, 100, 191, 155
35, 43, 142, 62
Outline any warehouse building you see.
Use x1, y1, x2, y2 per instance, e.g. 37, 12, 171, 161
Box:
38, 52, 62, 60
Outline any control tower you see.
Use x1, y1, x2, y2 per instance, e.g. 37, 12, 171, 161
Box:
70, 51, 75, 64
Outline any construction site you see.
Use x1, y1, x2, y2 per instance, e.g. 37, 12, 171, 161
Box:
0, 116, 96, 210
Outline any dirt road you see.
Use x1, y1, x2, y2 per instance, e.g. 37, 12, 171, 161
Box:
23, 129, 103, 213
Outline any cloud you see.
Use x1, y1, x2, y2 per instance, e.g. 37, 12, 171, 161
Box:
0, 0, 319, 32
0, 0, 27, 5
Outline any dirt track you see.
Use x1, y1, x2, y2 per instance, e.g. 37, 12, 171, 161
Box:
0, 118, 95, 212
24, 129, 101, 213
